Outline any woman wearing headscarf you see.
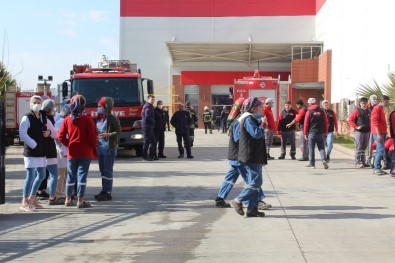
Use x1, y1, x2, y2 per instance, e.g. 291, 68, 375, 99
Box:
41, 99, 61, 205
94, 97, 121, 201
19, 95, 51, 212
231, 97, 267, 217
54, 103, 71, 202
58, 95, 98, 208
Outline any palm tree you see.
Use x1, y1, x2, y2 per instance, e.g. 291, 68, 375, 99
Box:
0, 61, 16, 97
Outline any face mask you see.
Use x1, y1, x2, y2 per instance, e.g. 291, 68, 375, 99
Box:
158, 105, 163, 109
371, 101, 378, 106
255, 113, 262, 119
97, 107, 104, 114
30, 104, 41, 112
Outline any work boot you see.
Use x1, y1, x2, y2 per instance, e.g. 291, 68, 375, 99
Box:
215, 198, 231, 208
232, 200, 244, 216
246, 208, 265, 217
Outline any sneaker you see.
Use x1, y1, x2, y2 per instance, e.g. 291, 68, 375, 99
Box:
373, 169, 387, 176
246, 208, 265, 217
232, 200, 244, 216
77, 201, 92, 209
36, 190, 50, 200
178, 154, 184, 158
355, 164, 364, 168
187, 155, 194, 159
215, 198, 231, 208
298, 158, 309, 161
49, 197, 66, 205
278, 155, 285, 160
30, 199, 43, 209
19, 202, 37, 212
322, 161, 329, 169
95, 191, 112, 201
258, 201, 272, 210
306, 164, 315, 169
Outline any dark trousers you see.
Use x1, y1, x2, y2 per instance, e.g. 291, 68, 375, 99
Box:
154, 129, 165, 156
143, 127, 156, 157
280, 130, 296, 157
204, 121, 212, 134
177, 132, 191, 156
38, 169, 50, 191
308, 133, 326, 165
189, 128, 195, 146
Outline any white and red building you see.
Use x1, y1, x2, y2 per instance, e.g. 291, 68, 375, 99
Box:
119, 0, 395, 123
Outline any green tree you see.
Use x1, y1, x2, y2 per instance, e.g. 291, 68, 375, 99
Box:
0, 61, 16, 97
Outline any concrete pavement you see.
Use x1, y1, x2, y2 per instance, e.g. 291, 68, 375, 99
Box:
1, 129, 395, 263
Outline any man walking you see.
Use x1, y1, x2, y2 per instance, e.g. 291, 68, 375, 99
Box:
322, 100, 338, 162
142, 94, 156, 161
348, 97, 371, 168
371, 95, 390, 175
171, 104, 194, 159
286, 99, 309, 161
277, 101, 296, 159
304, 98, 329, 169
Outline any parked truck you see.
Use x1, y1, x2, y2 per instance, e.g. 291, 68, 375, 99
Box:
4, 90, 51, 145
232, 70, 291, 143
62, 56, 153, 156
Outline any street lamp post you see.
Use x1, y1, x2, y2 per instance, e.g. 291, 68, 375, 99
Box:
38, 75, 53, 96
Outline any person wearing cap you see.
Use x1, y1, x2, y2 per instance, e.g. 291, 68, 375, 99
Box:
170, 104, 194, 158
277, 101, 296, 159
95, 97, 121, 201
141, 94, 156, 161
366, 94, 378, 166
19, 95, 51, 212
153, 100, 167, 158
41, 99, 62, 205
202, 106, 213, 134
322, 100, 338, 162
371, 95, 390, 175
58, 94, 98, 208
304, 97, 329, 169
263, 98, 275, 160
54, 103, 71, 202
286, 99, 309, 161
231, 97, 267, 217
348, 97, 371, 168
220, 106, 230, 133
185, 101, 198, 146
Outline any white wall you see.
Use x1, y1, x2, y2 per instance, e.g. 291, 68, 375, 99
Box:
316, 0, 395, 102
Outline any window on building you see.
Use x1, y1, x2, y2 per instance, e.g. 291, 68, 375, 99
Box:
211, 85, 232, 110
184, 85, 199, 115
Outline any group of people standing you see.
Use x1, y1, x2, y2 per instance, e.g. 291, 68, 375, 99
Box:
19, 94, 120, 212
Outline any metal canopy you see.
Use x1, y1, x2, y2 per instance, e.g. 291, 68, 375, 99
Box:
166, 42, 323, 65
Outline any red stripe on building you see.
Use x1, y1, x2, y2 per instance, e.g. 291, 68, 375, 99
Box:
121, 0, 326, 17
180, 71, 290, 85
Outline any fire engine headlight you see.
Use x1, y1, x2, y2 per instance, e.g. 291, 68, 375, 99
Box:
133, 120, 142, 128
131, 134, 143, 140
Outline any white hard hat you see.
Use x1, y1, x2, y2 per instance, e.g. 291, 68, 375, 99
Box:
308, 98, 316, 104
204, 106, 208, 110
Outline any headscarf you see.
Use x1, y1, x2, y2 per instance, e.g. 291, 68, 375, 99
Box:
41, 99, 55, 114
59, 104, 71, 118
241, 97, 263, 113
70, 95, 86, 123
29, 95, 42, 105
227, 97, 245, 128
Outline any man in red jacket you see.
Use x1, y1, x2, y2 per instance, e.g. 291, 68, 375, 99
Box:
304, 98, 329, 169
371, 95, 390, 175
263, 98, 276, 160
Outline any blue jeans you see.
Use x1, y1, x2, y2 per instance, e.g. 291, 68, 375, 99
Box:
326, 132, 334, 156
373, 133, 386, 170
217, 163, 265, 200
46, 164, 58, 197
98, 149, 117, 193
66, 158, 92, 198
308, 133, 327, 165
236, 163, 262, 213
23, 167, 46, 198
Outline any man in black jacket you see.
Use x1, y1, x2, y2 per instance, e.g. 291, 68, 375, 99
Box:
170, 104, 194, 158
277, 101, 296, 159
154, 100, 166, 158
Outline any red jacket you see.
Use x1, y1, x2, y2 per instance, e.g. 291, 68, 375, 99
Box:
58, 115, 98, 159
294, 107, 306, 123
303, 104, 328, 135
370, 104, 387, 134
263, 105, 275, 130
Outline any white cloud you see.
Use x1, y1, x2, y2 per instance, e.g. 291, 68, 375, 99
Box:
88, 10, 109, 23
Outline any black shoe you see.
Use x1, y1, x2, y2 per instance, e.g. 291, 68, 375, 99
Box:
232, 200, 244, 216
187, 155, 194, 159
36, 190, 50, 200
215, 198, 231, 208
158, 154, 167, 158
291, 156, 296, 160
178, 154, 184, 158
151, 155, 159, 160
267, 155, 274, 160
326, 154, 330, 163
278, 155, 285, 159
298, 158, 309, 161
246, 208, 265, 217
95, 191, 112, 201
143, 156, 154, 161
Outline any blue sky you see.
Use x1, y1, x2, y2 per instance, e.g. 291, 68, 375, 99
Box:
0, 1, 119, 91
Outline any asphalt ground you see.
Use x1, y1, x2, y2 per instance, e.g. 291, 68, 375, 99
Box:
1, 129, 395, 263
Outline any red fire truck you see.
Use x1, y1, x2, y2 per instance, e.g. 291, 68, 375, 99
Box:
62, 58, 153, 156
232, 70, 291, 143
4, 90, 52, 145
